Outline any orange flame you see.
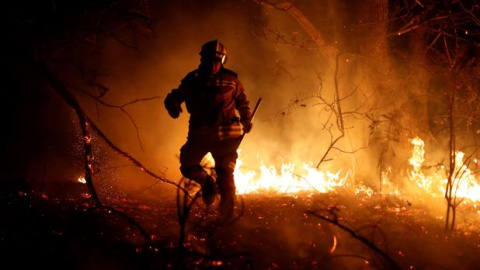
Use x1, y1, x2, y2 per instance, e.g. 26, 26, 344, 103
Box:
232, 151, 349, 195
408, 137, 480, 202
78, 177, 87, 184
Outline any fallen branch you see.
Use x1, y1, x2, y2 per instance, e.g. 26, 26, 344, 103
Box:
306, 210, 402, 270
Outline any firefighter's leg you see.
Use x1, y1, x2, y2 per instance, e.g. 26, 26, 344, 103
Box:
216, 166, 236, 221
212, 140, 238, 221
179, 140, 215, 205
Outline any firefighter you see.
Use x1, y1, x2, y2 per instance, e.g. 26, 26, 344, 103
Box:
164, 39, 252, 221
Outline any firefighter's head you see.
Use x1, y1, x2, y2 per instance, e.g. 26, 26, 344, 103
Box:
199, 39, 227, 75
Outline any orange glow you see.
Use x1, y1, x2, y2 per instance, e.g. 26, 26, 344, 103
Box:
329, 235, 337, 254
84, 135, 91, 145
198, 151, 351, 195
229, 137, 480, 201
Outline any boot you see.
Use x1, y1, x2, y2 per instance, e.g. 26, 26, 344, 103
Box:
201, 176, 216, 205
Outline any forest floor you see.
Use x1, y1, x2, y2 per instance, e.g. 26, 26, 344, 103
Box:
1, 180, 480, 270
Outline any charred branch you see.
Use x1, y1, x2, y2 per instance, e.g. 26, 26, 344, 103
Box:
307, 210, 402, 270
40, 63, 102, 207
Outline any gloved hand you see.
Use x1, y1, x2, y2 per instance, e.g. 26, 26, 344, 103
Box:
164, 93, 183, 119
241, 120, 253, 133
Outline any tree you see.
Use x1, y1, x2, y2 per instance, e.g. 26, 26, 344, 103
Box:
388, 0, 480, 230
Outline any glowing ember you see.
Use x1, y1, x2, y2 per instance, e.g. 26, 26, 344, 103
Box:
78, 177, 86, 184
329, 235, 337, 254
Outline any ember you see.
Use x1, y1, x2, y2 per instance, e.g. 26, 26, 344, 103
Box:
77, 177, 86, 184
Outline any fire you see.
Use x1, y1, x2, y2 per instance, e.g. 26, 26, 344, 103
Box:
231, 137, 480, 200
78, 177, 86, 184
198, 151, 350, 195
408, 137, 441, 193
409, 137, 425, 171
408, 137, 480, 202
71, 137, 480, 203
233, 153, 349, 195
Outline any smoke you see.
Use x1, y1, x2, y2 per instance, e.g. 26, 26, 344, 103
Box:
8, 0, 446, 200
74, 0, 400, 196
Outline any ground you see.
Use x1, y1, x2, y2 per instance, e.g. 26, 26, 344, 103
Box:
1, 181, 479, 270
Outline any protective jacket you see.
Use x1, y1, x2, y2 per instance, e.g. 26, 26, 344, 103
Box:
165, 67, 251, 139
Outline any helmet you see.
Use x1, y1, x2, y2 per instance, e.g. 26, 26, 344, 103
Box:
199, 39, 228, 64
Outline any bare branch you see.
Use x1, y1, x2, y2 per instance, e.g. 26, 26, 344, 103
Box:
459, 0, 480, 25
41, 63, 188, 196
307, 210, 402, 270
71, 84, 161, 151
252, 0, 338, 56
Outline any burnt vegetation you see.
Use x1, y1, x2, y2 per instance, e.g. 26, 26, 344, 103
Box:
2, 0, 480, 269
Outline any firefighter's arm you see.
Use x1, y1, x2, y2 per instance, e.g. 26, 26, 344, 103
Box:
164, 88, 184, 119
235, 80, 253, 133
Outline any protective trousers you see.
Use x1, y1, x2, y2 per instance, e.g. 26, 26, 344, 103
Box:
179, 129, 239, 219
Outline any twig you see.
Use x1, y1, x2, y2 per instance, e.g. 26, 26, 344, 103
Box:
72, 84, 162, 152
316, 53, 345, 168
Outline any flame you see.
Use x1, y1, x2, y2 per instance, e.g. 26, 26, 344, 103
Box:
233, 152, 349, 195
408, 137, 480, 202
231, 138, 480, 200
199, 152, 350, 195
409, 137, 425, 171
78, 177, 86, 184
71, 136, 480, 204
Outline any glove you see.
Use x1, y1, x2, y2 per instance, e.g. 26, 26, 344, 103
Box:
164, 92, 183, 119
241, 120, 253, 133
